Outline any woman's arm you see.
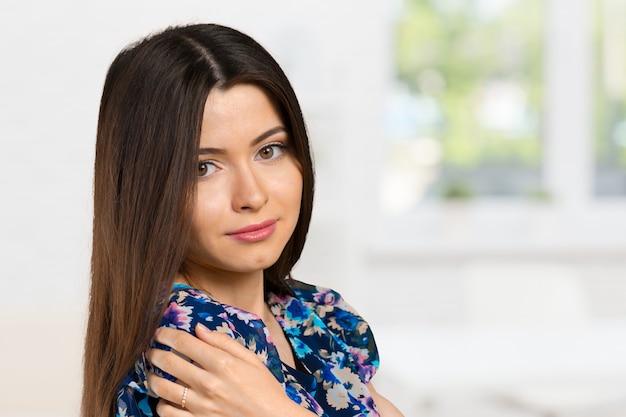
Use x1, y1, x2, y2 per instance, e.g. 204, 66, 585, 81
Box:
146, 324, 318, 417
368, 382, 405, 417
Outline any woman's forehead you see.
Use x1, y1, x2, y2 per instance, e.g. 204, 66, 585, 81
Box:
199, 84, 285, 148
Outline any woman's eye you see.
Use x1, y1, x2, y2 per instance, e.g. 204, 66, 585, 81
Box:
256, 144, 285, 161
198, 161, 218, 178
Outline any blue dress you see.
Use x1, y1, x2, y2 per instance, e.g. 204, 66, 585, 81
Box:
115, 280, 380, 417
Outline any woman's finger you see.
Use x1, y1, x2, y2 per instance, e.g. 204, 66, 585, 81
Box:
154, 327, 229, 370
146, 372, 193, 411
155, 397, 193, 417
195, 323, 261, 362
155, 326, 261, 371
147, 346, 204, 387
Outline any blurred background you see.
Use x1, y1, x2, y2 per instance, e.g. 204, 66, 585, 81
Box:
1, 0, 625, 416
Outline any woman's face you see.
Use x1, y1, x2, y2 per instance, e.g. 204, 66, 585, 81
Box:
184, 84, 303, 280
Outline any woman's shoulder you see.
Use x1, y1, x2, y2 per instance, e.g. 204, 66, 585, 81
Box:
288, 279, 346, 306
284, 279, 380, 383
157, 282, 283, 377
162, 283, 270, 339
160, 283, 226, 332
288, 279, 363, 324
286, 280, 377, 349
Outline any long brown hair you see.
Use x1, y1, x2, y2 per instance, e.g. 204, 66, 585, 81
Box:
83, 24, 315, 417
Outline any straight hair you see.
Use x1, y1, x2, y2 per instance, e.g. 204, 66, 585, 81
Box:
83, 23, 315, 417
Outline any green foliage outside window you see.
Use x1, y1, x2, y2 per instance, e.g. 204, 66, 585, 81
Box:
394, 0, 544, 196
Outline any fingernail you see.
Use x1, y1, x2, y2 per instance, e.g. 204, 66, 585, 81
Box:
196, 323, 210, 335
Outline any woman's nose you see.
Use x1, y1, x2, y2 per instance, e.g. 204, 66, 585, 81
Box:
231, 166, 268, 212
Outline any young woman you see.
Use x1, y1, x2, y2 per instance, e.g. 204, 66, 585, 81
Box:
83, 23, 403, 417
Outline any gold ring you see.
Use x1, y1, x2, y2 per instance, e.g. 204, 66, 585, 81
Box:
181, 386, 188, 409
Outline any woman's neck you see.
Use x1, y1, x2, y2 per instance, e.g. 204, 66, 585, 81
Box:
176, 266, 269, 319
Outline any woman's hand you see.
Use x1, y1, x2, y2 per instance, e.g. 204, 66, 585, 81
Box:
146, 324, 315, 417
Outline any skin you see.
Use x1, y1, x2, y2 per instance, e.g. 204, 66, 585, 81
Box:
183, 83, 302, 311
146, 84, 404, 417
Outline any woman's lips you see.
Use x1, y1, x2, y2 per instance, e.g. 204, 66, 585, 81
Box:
227, 219, 277, 242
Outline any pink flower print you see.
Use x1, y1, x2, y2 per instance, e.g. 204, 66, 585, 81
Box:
224, 305, 261, 325
162, 302, 193, 331
313, 289, 337, 306
263, 326, 275, 344
349, 346, 370, 365
323, 291, 337, 305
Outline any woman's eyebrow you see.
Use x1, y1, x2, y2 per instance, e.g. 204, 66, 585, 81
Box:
198, 126, 286, 155
250, 126, 286, 146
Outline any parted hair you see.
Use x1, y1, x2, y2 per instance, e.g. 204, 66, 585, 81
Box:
82, 23, 315, 417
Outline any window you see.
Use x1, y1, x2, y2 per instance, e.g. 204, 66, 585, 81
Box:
382, 0, 545, 213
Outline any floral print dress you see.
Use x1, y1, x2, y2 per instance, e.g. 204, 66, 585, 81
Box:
116, 280, 380, 417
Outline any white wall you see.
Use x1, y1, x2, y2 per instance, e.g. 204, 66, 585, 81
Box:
0, 1, 395, 415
